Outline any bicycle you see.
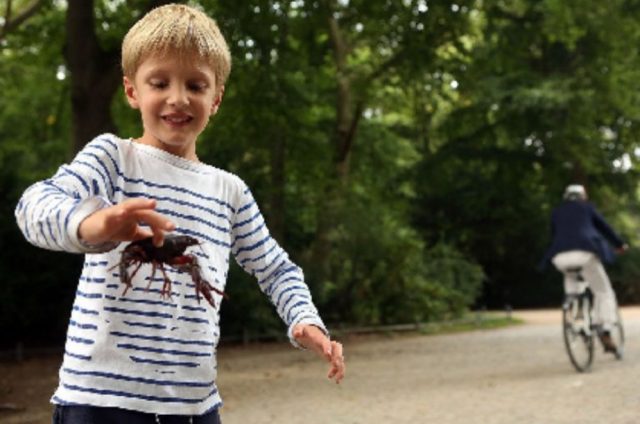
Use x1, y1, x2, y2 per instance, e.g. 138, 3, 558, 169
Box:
561, 267, 624, 372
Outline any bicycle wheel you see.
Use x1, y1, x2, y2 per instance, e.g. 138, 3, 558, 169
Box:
610, 308, 625, 360
562, 294, 594, 372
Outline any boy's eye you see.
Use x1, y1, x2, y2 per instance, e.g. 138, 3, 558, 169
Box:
188, 82, 208, 92
149, 80, 167, 89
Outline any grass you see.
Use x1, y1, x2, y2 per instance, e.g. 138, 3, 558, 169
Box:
328, 311, 524, 340
417, 313, 524, 336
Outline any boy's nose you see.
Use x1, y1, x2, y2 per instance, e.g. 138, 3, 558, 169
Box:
167, 87, 189, 107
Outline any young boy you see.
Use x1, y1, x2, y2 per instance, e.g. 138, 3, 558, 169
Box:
15, 4, 344, 423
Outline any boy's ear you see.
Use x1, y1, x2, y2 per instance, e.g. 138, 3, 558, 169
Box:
123, 76, 140, 109
210, 85, 225, 116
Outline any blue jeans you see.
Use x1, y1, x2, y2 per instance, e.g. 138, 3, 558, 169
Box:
52, 405, 221, 424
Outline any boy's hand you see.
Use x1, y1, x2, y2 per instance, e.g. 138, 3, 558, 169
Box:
78, 198, 175, 247
293, 324, 345, 384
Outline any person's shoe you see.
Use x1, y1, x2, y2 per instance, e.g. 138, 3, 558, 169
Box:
600, 331, 617, 354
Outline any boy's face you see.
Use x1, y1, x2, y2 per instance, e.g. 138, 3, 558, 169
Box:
123, 53, 223, 160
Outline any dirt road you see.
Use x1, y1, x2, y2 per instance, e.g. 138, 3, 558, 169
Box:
217, 308, 640, 424
2, 308, 639, 423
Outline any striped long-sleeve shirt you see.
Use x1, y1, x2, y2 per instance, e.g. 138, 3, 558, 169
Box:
14, 133, 327, 415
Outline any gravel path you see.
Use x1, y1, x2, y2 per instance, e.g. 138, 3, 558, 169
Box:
2, 308, 639, 423
217, 307, 640, 424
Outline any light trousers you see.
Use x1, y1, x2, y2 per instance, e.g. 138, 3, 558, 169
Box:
552, 250, 618, 330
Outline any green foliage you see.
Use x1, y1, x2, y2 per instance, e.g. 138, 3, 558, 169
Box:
219, 261, 284, 340
319, 201, 485, 325
609, 247, 640, 304
3, 0, 640, 347
310, 118, 484, 324
0, 3, 81, 348
414, 0, 640, 307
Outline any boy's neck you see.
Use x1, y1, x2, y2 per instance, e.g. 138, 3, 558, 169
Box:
132, 137, 200, 163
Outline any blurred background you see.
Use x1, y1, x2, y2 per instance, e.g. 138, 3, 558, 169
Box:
2, 0, 640, 352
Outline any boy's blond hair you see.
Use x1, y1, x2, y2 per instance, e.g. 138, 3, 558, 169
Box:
122, 4, 231, 90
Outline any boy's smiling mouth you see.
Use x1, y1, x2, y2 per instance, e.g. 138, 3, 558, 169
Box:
162, 113, 193, 126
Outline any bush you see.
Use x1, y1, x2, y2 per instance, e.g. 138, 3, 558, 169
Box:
315, 188, 485, 326
608, 247, 640, 304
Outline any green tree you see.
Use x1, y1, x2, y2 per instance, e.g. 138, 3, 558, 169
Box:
7, 0, 639, 346
415, 0, 640, 307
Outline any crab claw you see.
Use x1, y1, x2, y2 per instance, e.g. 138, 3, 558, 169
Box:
194, 276, 227, 308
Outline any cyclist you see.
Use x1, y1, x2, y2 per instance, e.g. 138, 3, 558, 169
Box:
540, 184, 628, 353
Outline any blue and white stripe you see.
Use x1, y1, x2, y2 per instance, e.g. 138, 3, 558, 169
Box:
15, 133, 326, 416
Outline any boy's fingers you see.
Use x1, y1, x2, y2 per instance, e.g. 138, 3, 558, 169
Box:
332, 341, 343, 357
103, 198, 156, 226
322, 339, 333, 360
331, 341, 343, 365
331, 364, 345, 383
98, 200, 173, 244
328, 363, 344, 383
294, 325, 345, 383
328, 341, 345, 383
329, 365, 344, 382
119, 198, 157, 213
152, 229, 166, 247
132, 228, 154, 240
133, 210, 176, 232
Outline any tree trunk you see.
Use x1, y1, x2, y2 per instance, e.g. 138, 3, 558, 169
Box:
308, 8, 363, 284
65, 0, 172, 155
65, 0, 120, 155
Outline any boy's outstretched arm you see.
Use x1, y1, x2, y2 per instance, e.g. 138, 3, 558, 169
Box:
15, 136, 175, 253
293, 324, 345, 384
230, 184, 342, 382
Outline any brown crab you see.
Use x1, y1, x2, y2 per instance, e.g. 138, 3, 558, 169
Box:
113, 234, 226, 308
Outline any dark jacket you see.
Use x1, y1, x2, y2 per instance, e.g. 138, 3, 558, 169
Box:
539, 200, 625, 270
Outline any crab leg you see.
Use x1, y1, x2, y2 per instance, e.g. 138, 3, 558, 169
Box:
121, 259, 143, 296
146, 263, 158, 291
157, 263, 173, 300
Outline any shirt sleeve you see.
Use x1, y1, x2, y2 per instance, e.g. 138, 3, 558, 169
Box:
230, 182, 328, 348
589, 203, 625, 248
14, 135, 121, 253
